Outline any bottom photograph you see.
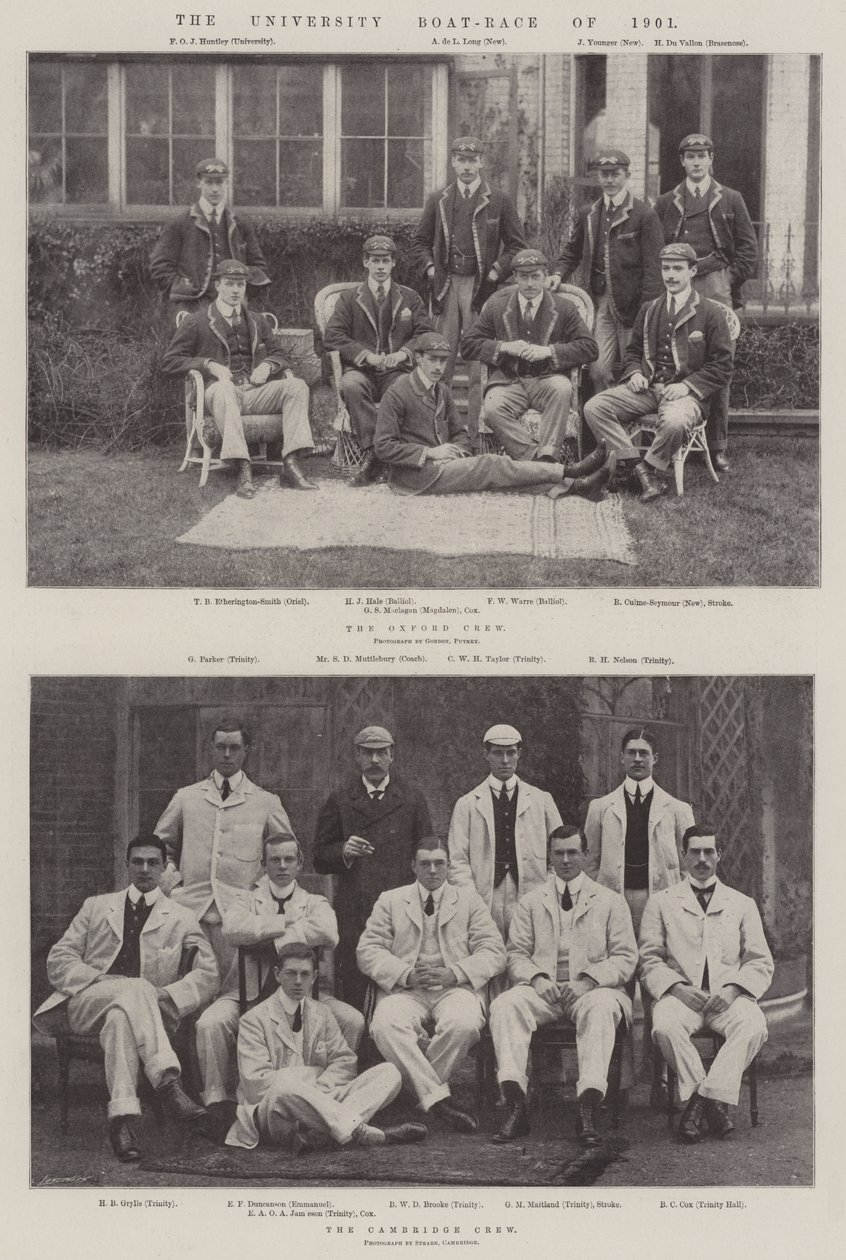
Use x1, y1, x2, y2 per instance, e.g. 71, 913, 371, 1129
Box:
30, 674, 813, 1189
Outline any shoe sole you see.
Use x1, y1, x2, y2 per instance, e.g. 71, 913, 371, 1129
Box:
491, 1128, 530, 1144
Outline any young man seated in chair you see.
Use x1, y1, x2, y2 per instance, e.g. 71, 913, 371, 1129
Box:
32, 836, 218, 1162
225, 942, 427, 1152
638, 823, 773, 1143
322, 234, 435, 487
161, 259, 330, 499
374, 333, 616, 499
488, 825, 636, 1147
583, 243, 734, 503
460, 248, 599, 463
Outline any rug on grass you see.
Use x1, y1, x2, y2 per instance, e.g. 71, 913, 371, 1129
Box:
176, 480, 637, 564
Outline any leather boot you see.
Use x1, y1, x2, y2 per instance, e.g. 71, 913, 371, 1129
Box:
633, 459, 665, 503
492, 1081, 530, 1143
109, 1116, 142, 1161
712, 451, 730, 473
234, 460, 255, 499
567, 450, 616, 500
350, 449, 381, 487
156, 1072, 207, 1122
575, 1089, 601, 1146
703, 1098, 735, 1138
678, 1092, 705, 1143
560, 438, 607, 479
430, 1098, 479, 1133
280, 452, 317, 490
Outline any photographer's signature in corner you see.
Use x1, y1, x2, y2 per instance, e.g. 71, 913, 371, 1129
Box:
36, 1174, 98, 1186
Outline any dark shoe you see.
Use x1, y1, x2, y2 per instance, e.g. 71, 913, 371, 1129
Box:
431, 1098, 479, 1133
382, 1123, 429, 1145
561, 438, 607, 479
492, 1095, 529, 1144
703, 1098, 735, 1138
712, 451, 730, 473
309, 439, 336, 459
568, 450, 616, 500
110, 1116, 142, 1162
234, 460, 255, 499
678, 1093, 705, 1143
633, 459, 666, 503
280, 453, 317, 490
200, 1100, 237, 1145
156, 1074, 207, 1122
350, 449, 381, 487
575, 1090, 602, 1146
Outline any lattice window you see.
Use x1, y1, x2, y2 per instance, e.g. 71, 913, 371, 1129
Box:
696, 677, 759, 897
331, 678, 395, 780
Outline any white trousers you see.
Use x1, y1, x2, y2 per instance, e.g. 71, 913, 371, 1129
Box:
651, 994, 767, 1105
196, 995, 366, 1104
490, 984, 622, 1098
370, 988, 485, 1110
67, 977, 181, 1119
256, 1061, 401, 1147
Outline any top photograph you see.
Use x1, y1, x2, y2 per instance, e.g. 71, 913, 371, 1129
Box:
27, 51, 820, 589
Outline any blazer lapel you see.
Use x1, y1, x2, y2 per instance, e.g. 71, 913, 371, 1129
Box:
474, 782, 497, 839
438, 883, 458, 929
610, 784, 627, 832
270, 998, 299, 1055
140, 895, 171, 936
354, 285, 379, 338
502, 288, 521, 341
671, 182, 685, 233
438, 186, 454, 248
586, 199, 601, 259
538, 291, 558, 346
573, 878, 596, 926
106, 892, 126, 943
404, 886, 423, 933
648, 784, 672, 836
541, 878, 561, 954
514, 778, 531, 817
643, 297, 661, 375
610, 191, 633, 230
207, 305, 231, 356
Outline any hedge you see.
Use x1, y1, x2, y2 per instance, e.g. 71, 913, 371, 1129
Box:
28, 216, 819, 449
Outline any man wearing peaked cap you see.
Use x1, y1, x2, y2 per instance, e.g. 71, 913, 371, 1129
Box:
654, 134, 758, 471
584, 239, 733, 502
150, 156, 270, 319
313, 726, 432, 1013
374, 333, 616, 498
323, 233, 434, 486
461, 248, 599, 463
411, 135, 526, 381
548, 148, 664, 392
448, 724, 563, 953
161, 259, 326, 497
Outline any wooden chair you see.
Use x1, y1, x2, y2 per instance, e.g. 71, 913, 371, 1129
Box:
313, 282, 367, 473
624, 301, 741, 496
237, 943, 321, 1015
476, 283, 595, 461
176, 309, 288, 487
48, 945, 199, 1135
665, 1032, 760, 1133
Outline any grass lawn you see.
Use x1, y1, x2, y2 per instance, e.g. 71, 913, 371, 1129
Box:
27, 436, 818, 588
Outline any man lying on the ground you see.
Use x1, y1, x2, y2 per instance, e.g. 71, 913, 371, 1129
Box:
33, 836, 217, 1163
373, 333, 615, 498
225, 942, 427, 1151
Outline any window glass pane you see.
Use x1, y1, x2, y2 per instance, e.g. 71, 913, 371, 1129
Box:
234, 138, 277, 204
173, 138, 215, 202
126, 136, 169, 203
126, 63, 170, 136
387, 138, 424, 207
710, 56, 764, 222
279, 65, 322, 136
233, 64, 277, 135
342, 137, 384, 208
65, 137, 108, 202
576, 56, 607, 173
648, 55, 702, 194
29, 63, 62, 134
28, 136, 63, 204
278, 139, 322, 206
342, 64, 383, 136
172, 66, 216, 137
65, 63, 107, 133
387, 63, 426, 136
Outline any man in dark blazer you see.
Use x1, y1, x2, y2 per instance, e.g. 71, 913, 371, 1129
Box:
584, 243, 733, 503
313, 726, 433, 1013
323, 234, 435, 486
374, 333, 615, 498
548, 149, 664, 391
161, 259, 322, 497
150, 157, 270, 319
655, 134, 758, 471
461, 248, 598, 462
411, 136, 526, 381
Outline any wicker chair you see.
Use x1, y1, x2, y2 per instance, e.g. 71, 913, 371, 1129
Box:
313, 282, 368, 473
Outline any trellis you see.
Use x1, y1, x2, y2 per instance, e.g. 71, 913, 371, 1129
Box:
696, 677, 759, 898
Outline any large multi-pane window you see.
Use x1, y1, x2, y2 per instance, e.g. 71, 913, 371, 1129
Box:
28, 57, 446, 216
28, 61, 109, 205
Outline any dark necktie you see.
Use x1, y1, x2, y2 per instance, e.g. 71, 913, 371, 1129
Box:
633, 784, 642, 805
694, 186, 702, 200
376, 284, 386, 306
220, 777, 231, 800
424, 893, 435, 916
524, 301, 534, 325
560, 885, 573, 911
463, 185, 471, 200
500, 784, 510, 804
695, 886, 712, 913
230, 308, 241, 327
272, 890, 294, 914
291, 1003, 303, 1033
668, 296, 677, 323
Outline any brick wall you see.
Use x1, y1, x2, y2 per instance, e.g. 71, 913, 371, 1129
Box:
30, 677, 119, 1007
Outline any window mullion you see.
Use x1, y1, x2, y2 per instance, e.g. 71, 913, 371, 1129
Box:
108, 62, 123, 212
324, 64, 339, 215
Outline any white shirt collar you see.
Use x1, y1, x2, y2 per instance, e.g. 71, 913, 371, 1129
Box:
667, 286, 692, 313
127, 885, 162, 908
605, 190, 628, 211
213, 768, 244, 791
362, 774, 390, 796
277, 990, 304, 1018
416, 365, 438, 392
554, 871, 586, 900
624, 775, 655, 797
486, 773, 517, 794
199, 196, 226, 219
685, 176, 712, 198
214, 297, 242, 321
688, 876, 718, 891
367, 277, 392, 297
456, 176, 481, 199
418, 881, 446, 906
518, 294, 540, 317
268, 877, 298, 900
